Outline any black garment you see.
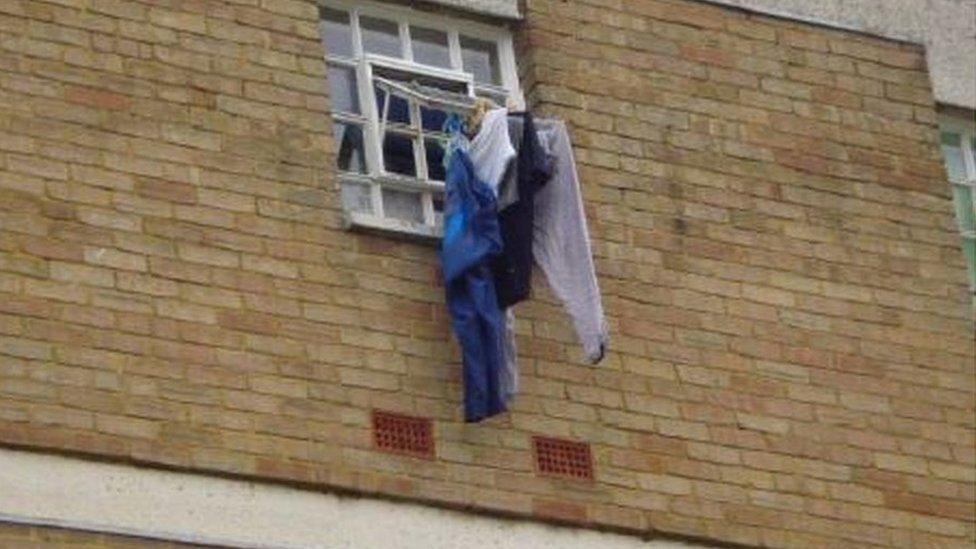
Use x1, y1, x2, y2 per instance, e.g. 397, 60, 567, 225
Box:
491, 112, 555, 308
336, 123, 365, 173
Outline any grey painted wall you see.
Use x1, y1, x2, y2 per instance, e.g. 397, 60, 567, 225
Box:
426, 0, 974, 109
709, 0, 976, 109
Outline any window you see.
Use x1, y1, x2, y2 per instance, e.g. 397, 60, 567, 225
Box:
938, 110, 976, 292
319, 1, 522, 237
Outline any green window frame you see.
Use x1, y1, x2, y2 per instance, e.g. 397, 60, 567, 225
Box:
938, 111, 976, 293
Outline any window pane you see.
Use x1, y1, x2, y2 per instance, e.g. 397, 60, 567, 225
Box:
941, 132, 966, 181
341, 182, 373, 214
411, 26, 451, 68
382, 188, 424, 223
361, 16, 401, 57
425, 137, 446, 181
374, 85, 411, 126
320, 7, 353, 58
333, 121, 366, 174
421, 106, 448, 132
432, 194, 444, 228
972, 136, 976, 176
327, 64, 360, 114
461, 36, 500, 85
952, 183, 976, 232
962, 237, 976, 290
383, 132, 416, 177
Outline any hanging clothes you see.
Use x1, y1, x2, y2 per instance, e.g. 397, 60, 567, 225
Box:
499, 308, 518, 403
534, 119, 609, 363
466, 107, 522, 410
467, 107, 516, 198
440, 113, 510, 422
492, 112, 555, 309
493, 112, 555, 405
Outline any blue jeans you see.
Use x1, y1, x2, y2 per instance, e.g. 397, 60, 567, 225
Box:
446, 264, 506, 422
441, 148, 506, 422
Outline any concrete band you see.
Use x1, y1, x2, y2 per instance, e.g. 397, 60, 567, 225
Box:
0, 448, 713, 549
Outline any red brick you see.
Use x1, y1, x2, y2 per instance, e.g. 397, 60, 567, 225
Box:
885, 492, 974, 521
217, 310, 280, 335
21, 237, 84, 261
64, 86, 132, 110
136, 178, 198, 204
532, 498, 589, 523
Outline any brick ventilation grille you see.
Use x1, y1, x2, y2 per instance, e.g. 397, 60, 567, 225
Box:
372, 410, 434, 458
533, 436, 593, 480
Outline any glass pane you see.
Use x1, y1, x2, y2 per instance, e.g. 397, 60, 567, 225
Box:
341, 182, 373, 214
421, 106, 448, 132
383, 132, 416, 177
425, 137, 446, 181
333, 121, 366, 174
941, 132, 966, 181
461, 36, 500, 85
361, 16, 401, 57
433, 194, 444, 228
952, 184, 976, 231
372, 66, 470, 126
411, 26, 451, 68
962, 237, 976, 290
972, 136, 976, 178
382, 188, 424, 223
327, 64, 360, 114
320, 7, 353, 58
374, 85, 411, 126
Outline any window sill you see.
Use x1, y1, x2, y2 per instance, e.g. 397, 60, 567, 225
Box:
344, 211, 442, 244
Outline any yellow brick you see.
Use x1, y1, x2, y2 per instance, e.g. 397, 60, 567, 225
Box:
0, 2, 970, 548
84, 247, 147, 271
95, 413, 160, 439
875, 453, 928, 475
148, 7, 206, 33
50, 261, 115, 288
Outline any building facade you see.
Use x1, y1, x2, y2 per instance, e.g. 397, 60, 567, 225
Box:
0, 1, 973, 548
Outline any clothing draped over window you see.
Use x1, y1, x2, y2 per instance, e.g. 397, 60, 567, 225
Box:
440, 112, 508, 422
440, 108, 608, 423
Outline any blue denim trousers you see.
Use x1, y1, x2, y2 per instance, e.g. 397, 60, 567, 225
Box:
446, 264, 506, 422
441, 148, 506, 422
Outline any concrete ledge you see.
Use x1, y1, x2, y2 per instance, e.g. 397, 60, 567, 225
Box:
0, 448, 711, 549
423, 0, 520, 19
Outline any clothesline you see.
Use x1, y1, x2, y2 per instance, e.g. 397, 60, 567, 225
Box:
373, 75, 501, 139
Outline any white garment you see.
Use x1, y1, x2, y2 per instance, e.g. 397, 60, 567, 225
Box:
468, 107, 516, 196
534, 120, 609, 363
500, 308, 518, 403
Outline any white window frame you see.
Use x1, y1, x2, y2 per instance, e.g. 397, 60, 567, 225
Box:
938, 111, 976, 291
320, 0, 523, 239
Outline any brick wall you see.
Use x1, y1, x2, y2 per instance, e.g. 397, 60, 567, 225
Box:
0, 522, 207, 548
0, 1, 972, 548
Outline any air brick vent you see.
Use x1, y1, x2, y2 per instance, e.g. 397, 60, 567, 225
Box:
532, 436, 593, 480
372, 410, 434, 459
